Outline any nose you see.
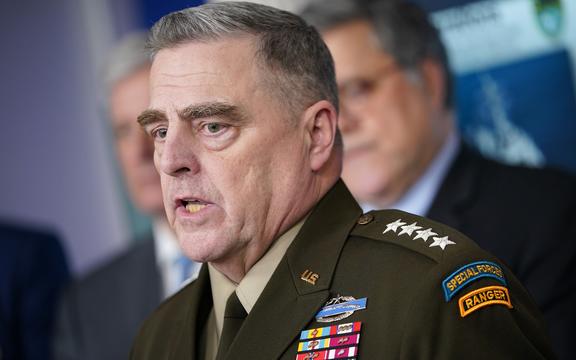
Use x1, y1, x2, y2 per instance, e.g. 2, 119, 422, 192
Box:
338, 103, 360, 134
156, 125, 200, 177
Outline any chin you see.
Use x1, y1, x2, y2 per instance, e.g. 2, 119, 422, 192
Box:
347, 176, 389, 202
177, 229, 232, 263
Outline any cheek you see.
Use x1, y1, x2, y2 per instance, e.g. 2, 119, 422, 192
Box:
221, 153, 282, 218
158, 175, 172, 205
377, 88, 427, 141
153, 149, 162, 171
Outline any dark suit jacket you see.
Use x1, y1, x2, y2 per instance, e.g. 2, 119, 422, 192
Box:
0, 222, 70, 360
54, 237, 161, 360
131, 181, 555, 359
427, 144, 576, 359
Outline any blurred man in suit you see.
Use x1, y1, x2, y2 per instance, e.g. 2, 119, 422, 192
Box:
54, 33, 200, 360
301, 1, 576, 357
0, 221, 70, 360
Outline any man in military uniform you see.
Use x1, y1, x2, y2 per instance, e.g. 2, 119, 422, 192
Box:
131, 3, 555, 359
299, 2, 576, 358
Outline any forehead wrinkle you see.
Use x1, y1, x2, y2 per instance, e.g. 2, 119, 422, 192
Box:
178, 102, 247, 123
155, 70, 220, 80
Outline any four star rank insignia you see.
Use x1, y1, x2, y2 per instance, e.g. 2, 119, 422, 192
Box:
384, 219, 455, 250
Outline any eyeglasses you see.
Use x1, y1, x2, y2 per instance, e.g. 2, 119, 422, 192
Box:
338, 63, 400, 111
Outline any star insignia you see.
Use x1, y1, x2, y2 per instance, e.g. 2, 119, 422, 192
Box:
398, 222, 422, 236
413, 228, 438, 242
383, 219, 406, 234
429, 236, 456, 250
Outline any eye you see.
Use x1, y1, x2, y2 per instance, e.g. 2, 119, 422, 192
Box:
201, 122, 228, 135
151, 127, 168, 140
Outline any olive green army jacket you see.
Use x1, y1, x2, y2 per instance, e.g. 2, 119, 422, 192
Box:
131, 180, 555, 359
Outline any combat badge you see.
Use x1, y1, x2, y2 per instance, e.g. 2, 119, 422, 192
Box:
442, 261, 506, 301
458, 285, 513, 317
315, 295, 367, 323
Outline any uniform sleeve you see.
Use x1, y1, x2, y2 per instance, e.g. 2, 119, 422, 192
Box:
398, 252, 556, 359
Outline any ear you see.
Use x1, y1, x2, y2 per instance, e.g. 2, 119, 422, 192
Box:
419, 59, 446, 111
302, 100, 339, 172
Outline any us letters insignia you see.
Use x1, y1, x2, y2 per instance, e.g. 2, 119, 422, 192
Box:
297, 322, 361, 360
315, 295, 367, 323
301, 269, 320, 285
458, 285, 513, 317
442, 261, 506, 301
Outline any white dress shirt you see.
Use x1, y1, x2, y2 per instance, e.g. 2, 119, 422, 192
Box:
153, 219, 201, 298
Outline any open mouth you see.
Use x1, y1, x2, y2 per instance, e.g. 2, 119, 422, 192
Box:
181, 199, 209, 214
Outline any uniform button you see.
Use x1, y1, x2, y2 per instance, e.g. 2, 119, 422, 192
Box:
357, 213, 374, 225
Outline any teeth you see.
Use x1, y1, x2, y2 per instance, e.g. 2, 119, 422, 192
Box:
185, 203, 206, 213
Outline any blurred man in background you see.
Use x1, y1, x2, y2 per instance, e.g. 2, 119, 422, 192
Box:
54, 32, 200, 360
302, 0, 576, 357
0, 221, 69, 360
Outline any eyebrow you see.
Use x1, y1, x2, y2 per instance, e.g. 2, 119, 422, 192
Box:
137, 102, 246, 128
137, 109, 167, 127
179, 102, 246, 123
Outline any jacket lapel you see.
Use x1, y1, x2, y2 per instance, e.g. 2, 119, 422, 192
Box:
170, 264, 212, 360
427, 143, 481, 228
226, 180, 363, 359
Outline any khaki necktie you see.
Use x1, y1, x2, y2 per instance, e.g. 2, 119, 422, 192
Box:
216, 292, 247, 359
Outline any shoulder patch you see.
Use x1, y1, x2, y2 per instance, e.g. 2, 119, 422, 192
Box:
442, 261, 507, 301
351, 209, 471, 262
458, 285, 513, 317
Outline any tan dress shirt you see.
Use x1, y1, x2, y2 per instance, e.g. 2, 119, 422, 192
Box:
204, 217, 307, 360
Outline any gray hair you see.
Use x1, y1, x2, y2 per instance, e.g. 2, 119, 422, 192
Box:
104, 31, 151, 93
301, 0, 454, 108
147, 1, 339, 116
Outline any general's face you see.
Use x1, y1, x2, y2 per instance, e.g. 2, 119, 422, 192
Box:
109, 65, 164, 216
323, 20, 446, 205
142, 37, 314, 265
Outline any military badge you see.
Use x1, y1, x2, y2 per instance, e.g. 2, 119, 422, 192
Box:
383, 219, 455, 250
315, 295, 367, 323
298, 334, 360, 352
297, 322, 361, 360
295, 346, 358, 359
442, 261, 507, 301
458, 285, 513, 317
300, 322, 362, 340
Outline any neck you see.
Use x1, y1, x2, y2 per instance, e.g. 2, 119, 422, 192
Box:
210, 173, 338, 283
